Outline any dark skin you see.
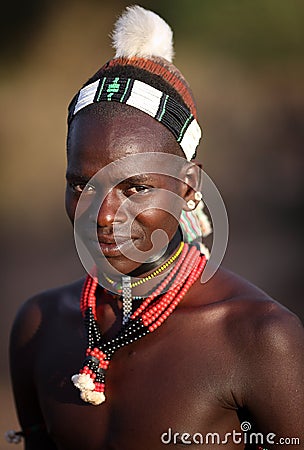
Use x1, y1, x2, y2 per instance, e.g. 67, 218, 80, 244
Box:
10, 104, 304, 449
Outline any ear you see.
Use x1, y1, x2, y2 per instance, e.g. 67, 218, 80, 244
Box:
180, 161, 202, 211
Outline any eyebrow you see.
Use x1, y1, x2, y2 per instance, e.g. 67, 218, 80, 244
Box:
66, 171, 91, 181
65, 172, 157, 187
122, 174, 151, 184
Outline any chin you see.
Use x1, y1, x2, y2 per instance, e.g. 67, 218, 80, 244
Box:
88, 238, 155, 276
101, 256, 142, 277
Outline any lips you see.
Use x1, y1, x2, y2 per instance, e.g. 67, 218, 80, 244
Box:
96, 234, 135, 257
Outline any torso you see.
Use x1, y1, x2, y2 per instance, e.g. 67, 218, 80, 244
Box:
23, 268, 278, 449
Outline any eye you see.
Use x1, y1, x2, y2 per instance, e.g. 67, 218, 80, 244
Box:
125, 185, 151, 196
69, 182, 96, 194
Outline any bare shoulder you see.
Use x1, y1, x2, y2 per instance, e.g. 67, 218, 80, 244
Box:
10, 278, 84, 350
197, 270, 304, 435
191, 266, 304, 351
189, 266, 304, 418
9, 277, 86, 438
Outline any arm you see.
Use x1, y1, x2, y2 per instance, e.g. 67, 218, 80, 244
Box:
243, 305, 304, 449
9, 296, 58, 450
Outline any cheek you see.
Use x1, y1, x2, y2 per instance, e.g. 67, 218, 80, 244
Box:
136, 209, 179, 236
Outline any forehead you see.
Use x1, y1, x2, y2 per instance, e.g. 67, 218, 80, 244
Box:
67, 102, 183, 177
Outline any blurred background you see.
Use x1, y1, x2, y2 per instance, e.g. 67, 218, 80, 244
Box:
1, 0, 303, 447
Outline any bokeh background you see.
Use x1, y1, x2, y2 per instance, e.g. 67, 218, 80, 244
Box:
1, 0, 303, 447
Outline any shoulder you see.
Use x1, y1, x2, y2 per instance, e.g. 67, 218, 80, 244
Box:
10, 278, 85, 351
208, 272, 304, 429
191, 266, 304, 353
192, 267, 304, 411
9, 279, 85, 438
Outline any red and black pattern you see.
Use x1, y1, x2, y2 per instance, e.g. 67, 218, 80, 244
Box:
73, 243, 207, 404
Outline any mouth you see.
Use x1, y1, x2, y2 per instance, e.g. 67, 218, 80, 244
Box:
96, 235, 135, 257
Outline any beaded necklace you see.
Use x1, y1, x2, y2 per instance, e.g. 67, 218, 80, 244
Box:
104, 240, 185, 324
104, 240, 184, 291
72, 243, 206, 405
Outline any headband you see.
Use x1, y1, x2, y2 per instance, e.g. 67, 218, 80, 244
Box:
72, 76, 201, 161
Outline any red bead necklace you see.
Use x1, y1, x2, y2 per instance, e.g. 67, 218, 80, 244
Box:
72, 243, 206, 405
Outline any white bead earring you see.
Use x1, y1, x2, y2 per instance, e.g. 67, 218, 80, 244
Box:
194, 191, 202, 201
187, 199, 196, 210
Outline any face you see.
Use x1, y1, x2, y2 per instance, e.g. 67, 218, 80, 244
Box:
66, 103, 193, 274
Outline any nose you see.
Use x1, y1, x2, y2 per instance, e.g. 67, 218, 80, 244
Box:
94, 189, 126, 229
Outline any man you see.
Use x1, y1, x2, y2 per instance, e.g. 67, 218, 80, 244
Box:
9, 6, 304, 449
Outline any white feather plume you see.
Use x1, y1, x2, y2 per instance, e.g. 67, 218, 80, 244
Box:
111, 5, 174, 62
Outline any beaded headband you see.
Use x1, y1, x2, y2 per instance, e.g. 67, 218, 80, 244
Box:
72, 76, 201, 161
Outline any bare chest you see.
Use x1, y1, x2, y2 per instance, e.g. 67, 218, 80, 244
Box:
35, 313, 241, 450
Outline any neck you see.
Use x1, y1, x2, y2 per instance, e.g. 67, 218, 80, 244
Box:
127, 227, 182, 278
98, 228, 183, 298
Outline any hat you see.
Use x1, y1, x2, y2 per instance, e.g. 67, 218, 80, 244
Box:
68, 5, 202, 161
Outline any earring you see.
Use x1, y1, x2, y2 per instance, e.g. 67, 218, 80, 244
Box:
187, 199, 196, 210
194, 191, 202, 201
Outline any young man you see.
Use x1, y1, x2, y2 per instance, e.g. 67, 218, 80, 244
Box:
9, 6, 304, 450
